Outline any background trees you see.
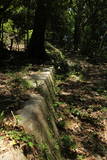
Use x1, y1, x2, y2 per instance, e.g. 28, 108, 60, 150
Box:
0, 0, 106, 61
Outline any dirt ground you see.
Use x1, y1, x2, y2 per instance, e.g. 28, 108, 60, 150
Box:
56, 57, 107, 160
0, 56, 107, 160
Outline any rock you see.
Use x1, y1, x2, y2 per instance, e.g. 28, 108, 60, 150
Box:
17, 67, 63, 160
0, 139, 27, 160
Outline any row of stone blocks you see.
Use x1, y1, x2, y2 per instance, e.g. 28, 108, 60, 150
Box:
0, 67, 64, 160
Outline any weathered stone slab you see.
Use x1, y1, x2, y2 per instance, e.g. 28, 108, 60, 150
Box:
0, 139, 27, 160
23, 67, 56, 103
0, 67, 63, 160
17, 67, 63, 160
17, 94, 58, 141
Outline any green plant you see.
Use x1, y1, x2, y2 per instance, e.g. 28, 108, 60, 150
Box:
7, 130, 35, 148
54, 142, 60, 151
55, 74, 68, 83
70, 108, 83, 117
38, 143, 49, 152
46, 42, 69, 73
88, 105, 102, 112
60, 135, 77, 150
70, 107, 90, 118
55, 86, 61, 96
95, 87, 107, 96
57, 120, 65, 129
21, 64, 33, 74
38, 143, 52, 160
77, 154, 86, 160
53, 101, 64, 109
0, 111, 5, 123
10, 74, 34, 90
101, 107, 107, 112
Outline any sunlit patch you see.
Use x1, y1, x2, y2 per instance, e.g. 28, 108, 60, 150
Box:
65, 119, 81, 132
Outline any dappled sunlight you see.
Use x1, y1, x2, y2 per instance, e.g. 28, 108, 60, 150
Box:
0, 0, 106, 159
56, 59, 107, 159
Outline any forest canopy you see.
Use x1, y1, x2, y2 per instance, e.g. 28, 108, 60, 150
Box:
0, 0, 107, 63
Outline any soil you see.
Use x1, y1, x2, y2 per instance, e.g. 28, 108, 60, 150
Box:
56, 57, 107, 160
0, 56, 107, 160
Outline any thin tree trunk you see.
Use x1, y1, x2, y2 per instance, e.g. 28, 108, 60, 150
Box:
74, 0, 84, 53
1, 22, 3, 44
10, 39, 13, 51
0, 19, 2, 40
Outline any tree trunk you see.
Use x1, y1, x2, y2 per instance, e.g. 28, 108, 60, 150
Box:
74, 16, 81, 52
74, 0, 84, 53
28, 0, 48, 63
1, 22, 4, 44
0, 18, 2, 40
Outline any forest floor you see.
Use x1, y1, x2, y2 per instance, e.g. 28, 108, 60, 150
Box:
0, 63, 43, 159
56, 56, 107, 160
0, 54, 107, 160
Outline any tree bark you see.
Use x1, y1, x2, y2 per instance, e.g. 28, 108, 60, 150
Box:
74, 0, 84, 52
74, 16, 81, 52
28, 0, 48, 63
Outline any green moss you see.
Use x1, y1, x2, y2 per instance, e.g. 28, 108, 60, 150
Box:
45, 42, 69, 73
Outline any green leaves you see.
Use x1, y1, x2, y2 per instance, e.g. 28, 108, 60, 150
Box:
60, 135, 77, 150
53, 101, 64, 109
7, 130, 35, 148
0, 111, 5, 123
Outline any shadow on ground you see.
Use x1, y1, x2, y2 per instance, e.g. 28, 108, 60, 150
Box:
57, 58, 107, 159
